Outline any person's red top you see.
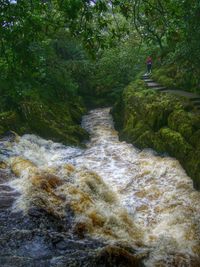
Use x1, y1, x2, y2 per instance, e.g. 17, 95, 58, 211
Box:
146, 57, 152, 64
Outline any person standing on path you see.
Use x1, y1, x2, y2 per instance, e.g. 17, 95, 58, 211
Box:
146, 56, 152, 74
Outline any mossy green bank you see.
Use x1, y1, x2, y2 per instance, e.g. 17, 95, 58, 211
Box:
112, 79, 200, 189
0, 95, 88, 146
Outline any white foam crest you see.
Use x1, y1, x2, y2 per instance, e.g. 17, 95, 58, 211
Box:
10, 134, 84, 168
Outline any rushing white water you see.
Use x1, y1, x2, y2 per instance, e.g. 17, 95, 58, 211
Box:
1, 108, 200, 266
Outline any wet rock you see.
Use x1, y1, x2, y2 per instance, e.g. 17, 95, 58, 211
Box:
0, 184, 14, 191
3, 130, 19, 141
96, 245, 145, 267
0, 256, 37, 267
55, 240, 69, 250
49, 253, 97, 267
64, 205, 75, 229
28, 207, 45, 217
0, 200, 144, 267
1, 190, 19, 197
0, 169, 11, 183
0, 196, 16, 210
50, 244, 145, 267
0, 230, 53, 260
0, 209, 65, 235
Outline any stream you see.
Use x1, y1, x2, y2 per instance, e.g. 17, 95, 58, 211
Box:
0, 108, 200, 266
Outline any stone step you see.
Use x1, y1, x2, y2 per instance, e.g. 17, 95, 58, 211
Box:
150, 87, 167, 92
146, 82, 162, 88
142, 75, 150, 80
141, 76, 200, 112
144, 79, 154, 83
163, 90, 200, 100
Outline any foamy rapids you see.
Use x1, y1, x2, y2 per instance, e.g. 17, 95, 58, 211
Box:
1, 108, 200, 266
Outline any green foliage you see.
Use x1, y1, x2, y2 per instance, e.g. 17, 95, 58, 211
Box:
84, 36, 146, 106
0, 0, 98, 145
1, 0, 200, 146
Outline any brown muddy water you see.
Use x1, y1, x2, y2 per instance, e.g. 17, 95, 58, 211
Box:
0, 108, 200, 267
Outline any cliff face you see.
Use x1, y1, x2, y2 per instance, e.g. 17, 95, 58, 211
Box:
112, 79, 200, 189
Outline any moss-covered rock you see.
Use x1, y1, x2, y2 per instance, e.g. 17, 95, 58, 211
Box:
18, 99, 88, 145
112, 78, 200, 190
0, 97, 88, 146
189, 130, 200, 150
135, 130, 156, 148
0, 111, 21, 135
168, 110, 200, 140
157, 127, 193, 160
122, 121, 149, 143
152, 67, 176, 88
185, 149, 200, 189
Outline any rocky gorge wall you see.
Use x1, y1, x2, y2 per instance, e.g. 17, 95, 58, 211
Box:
112, 79, 200, 189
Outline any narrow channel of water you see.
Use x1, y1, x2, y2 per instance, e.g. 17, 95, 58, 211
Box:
0, 108, 200, 266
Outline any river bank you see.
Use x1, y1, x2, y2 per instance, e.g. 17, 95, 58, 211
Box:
112, 79, 200, 189
0, 95, 88, 146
